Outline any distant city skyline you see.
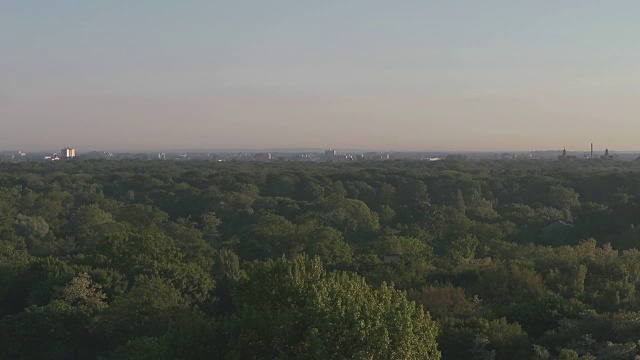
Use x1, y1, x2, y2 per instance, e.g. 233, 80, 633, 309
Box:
3, 2, 640, 151
1, 145, 631, 154
0, 142, 635, 155
6, 146, 640, 164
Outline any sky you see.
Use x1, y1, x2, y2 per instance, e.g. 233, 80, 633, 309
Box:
2, 1, 640, 152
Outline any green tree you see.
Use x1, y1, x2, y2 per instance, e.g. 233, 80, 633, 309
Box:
100, 276, 190, 348
13, 214, 54, 249
94, 230, 183, 278
319, 197, 380, 243
233, 214, 297, 260
200, 212, 222, 242
56, 273, 107, 311
297, 221, 353, 266
447, 234, 480, 261
548, 184, 580, 210
225, 255, 441, 359
408, 283, 474, 319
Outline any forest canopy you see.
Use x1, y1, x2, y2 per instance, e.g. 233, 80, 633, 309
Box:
2, 159, 640, 359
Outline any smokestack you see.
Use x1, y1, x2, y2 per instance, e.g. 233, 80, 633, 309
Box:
591, 143, 593, 159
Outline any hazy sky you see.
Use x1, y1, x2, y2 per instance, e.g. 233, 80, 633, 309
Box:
2, 1, 640, 151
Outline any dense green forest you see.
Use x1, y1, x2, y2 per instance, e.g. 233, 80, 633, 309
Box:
4, 159, 640, 359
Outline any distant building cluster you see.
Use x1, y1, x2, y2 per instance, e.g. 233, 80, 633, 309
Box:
253, 153, 272, 161
43, 147, 76, 161
1, 144, 635, 163
60, 147, 76, 159
325, 149, 336, 158
324, 149, 390, 162
601, 148, 614, 160
558, 148, 577, 161
558, 143, 615, 161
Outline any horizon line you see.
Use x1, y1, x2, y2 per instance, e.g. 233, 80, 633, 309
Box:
3, 147, 639, 154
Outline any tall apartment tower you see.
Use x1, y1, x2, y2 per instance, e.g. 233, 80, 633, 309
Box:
60, 147, 76, 159
325, 149, 336, 158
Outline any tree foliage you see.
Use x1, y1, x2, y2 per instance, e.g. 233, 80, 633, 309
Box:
3, 159, 640, 358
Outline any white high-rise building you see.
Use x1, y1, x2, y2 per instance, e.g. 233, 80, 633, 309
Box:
60, 147, 76, 159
